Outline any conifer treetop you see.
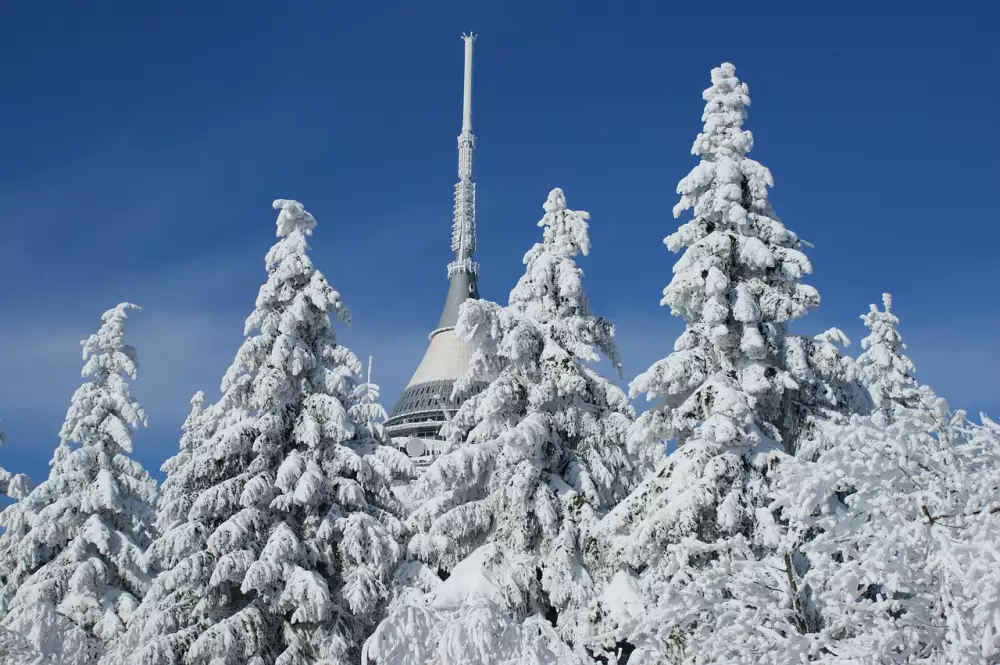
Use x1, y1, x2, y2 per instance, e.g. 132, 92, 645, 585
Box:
538, 187, 590, 258
630, 61, 818, 457
180, 391, 205, 437
688, 62, 753, 162
154, 390, 216, 538
60, 303, 146, 455
664, 62, 816, 336
505, 187, 620, 374
630, 63, 819, 454
858, 293, 919, 425
511, 187, 591, 314
274, 197, 318, 237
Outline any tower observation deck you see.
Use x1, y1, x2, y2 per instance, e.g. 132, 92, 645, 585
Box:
385, 34, 486, 450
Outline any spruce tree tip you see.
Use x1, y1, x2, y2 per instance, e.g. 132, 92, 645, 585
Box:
103, 302, 141, 322
543, 187, 567, 214
272, 198, 317, 238
710, 62, 740, 89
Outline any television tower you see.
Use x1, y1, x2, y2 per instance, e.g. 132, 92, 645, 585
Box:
385, 34, 485, 448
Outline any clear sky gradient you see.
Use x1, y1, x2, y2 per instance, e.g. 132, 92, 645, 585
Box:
1, 0, 996, 483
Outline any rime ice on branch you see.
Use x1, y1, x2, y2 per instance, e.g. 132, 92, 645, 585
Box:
773, 294, 1000, 663
856, 293, 921, 426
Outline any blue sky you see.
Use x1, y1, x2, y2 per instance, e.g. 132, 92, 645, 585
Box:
0, 0, 996, 483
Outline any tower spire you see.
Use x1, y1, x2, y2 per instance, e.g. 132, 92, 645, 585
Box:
385, 34, 488, 447
440, 33, 479, 330
462, 33, 474, 133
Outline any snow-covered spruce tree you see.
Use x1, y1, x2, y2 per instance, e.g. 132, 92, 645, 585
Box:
0, 426, 36, 616
0, 457, 37, 665
774, 294, 1000, 663
590, 63, 868, 663
856, 293, 922, 427
106, 200, 413, 665
153, 391, 225, 541
0, 303, 157, 665
348, 358, 390, 452
0, 466, 34, 616
99, 391, 225, 665
366, 188, 638, 665
0, 456, 33, 665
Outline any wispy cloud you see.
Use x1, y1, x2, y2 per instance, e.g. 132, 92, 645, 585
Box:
0, 299, 242, 480
0, 239, 435, 483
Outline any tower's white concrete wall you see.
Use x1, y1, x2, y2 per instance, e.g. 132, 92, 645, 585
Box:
405, 329, 477, 388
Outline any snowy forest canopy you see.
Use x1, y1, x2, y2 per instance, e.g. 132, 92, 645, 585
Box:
1, 62, 998, 665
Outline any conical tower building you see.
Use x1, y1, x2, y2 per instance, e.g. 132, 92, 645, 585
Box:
386, 34, 485, 451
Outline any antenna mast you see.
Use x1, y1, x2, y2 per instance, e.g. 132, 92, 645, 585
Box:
449, 33, 478, 279
384, 33, 489, 444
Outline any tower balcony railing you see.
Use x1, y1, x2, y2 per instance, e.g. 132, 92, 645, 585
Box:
447, 258, 480, 277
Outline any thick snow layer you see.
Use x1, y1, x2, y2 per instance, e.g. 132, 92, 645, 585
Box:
594, 570, 644, 636
366, 544, 587, 665
430, 543, 531, 609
